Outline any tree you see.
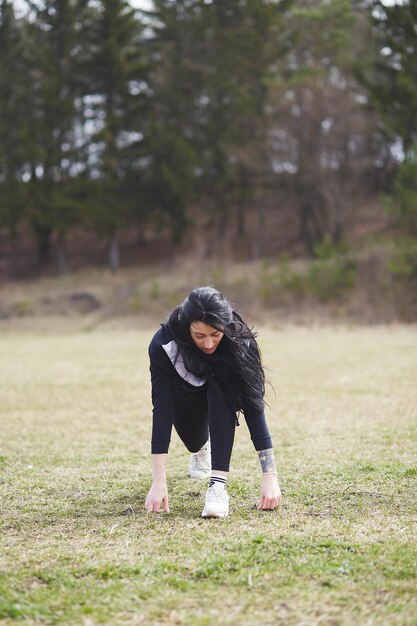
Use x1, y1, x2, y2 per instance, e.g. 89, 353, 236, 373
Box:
146, 0, 292, 256
80, 0, 149, 271
0, 0, 30, 277
24, 0, 85, 273
193, 0, 291, 250
355, 1, 417, 279
140, 0, 204, 244
359, 0, 417, 150
385, 145, 417, 279
268, 0, 390, 255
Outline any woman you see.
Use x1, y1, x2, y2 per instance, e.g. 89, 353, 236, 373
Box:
145, 286, 282, 518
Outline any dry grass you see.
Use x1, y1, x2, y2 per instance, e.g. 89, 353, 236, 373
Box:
0, 325, 416, 625
2, 249, 415, 327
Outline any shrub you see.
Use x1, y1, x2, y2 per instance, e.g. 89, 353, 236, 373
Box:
276, 253, 307, 295
258, 243, 356, 304
305, 237, 356, 302
388, 236, 417, 280
384, 146, 417, 280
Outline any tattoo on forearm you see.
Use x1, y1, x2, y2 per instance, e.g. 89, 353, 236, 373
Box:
258, 448, 276, 473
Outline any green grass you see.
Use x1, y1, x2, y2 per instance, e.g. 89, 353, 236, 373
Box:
0, 325, 416, 625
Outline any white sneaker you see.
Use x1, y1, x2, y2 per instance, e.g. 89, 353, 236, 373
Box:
189, 440, 211, 479
201, 485, 230, 518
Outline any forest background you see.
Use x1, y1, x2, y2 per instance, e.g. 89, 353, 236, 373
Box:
0, 0, 416, 323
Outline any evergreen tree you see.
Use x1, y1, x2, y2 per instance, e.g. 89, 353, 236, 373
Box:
360, 0, 417, 150
385, 144, 417, 279
140, 0, 203, 243
356, 1, 417, 278
81, 0, 148, 271
148, 0, 291, 253
24, 0, 85, 273
0, 0, 29, 276
195, 0, 283, 242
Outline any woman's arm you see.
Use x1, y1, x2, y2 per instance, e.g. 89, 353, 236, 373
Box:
149, 349, 175, 454
145, 453, 170, 513
146, 347, 175, 513
242, 408, 282, 510
257, 448, 282, 510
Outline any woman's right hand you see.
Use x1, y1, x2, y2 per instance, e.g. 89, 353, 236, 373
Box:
145, 482, 170, 513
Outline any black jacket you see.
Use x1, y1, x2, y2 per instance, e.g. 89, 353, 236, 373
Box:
148, 324, 273, 454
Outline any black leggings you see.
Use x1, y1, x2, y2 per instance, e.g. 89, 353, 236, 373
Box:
173, 382, 236, 472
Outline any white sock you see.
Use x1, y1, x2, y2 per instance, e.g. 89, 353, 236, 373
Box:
209, 474, 227, 490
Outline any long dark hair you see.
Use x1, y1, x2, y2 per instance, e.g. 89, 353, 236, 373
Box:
166, 286, 266, 412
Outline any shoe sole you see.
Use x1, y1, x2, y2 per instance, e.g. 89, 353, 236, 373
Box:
189, 471, 211, 479
201, 510, 229, 518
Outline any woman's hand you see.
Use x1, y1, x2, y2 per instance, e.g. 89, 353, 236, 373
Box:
145, 481, 170, 513
258, 472, 282, 510
146, 453, 169, 513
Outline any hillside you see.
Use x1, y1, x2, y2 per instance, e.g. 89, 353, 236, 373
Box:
1, 238, 416, 328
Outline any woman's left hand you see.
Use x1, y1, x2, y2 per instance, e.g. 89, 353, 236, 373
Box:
258, 472, 282, 510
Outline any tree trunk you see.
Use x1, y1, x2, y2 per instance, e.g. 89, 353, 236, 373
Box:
300, 203, 316, 257
252, 205, 266, 259
236, 202, 246, 238
216, 210, 227, 241
258, 206, 266, 257
56, 232, 66, 276
9, 231, 19, 280
109, 232, 120, 272
35, 224, 52, 266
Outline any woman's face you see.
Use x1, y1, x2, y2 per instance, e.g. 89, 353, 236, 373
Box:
190, 321, 224, 355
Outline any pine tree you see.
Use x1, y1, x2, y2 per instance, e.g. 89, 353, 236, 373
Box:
24, 0, 85, 273
147, 0, 291, 253
80, 0, 148, 271
138, 0, 202, 244
195, 0, 280, 242
0, 0, 29, 277
361, 0, 417, 150
355, 2, 417, 279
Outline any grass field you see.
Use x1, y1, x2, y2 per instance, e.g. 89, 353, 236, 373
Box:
0, 325, 416, 625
